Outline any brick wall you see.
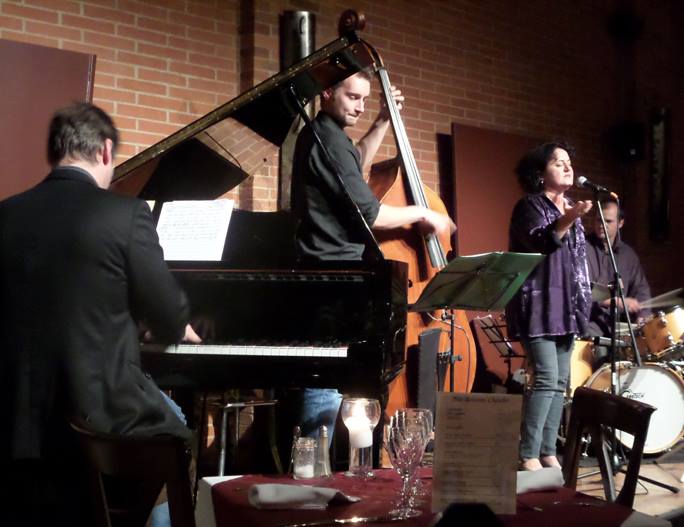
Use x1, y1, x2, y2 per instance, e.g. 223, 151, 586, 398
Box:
1, 0, 680, 292
1, 0, 239, 162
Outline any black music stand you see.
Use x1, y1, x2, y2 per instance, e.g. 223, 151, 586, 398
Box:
474, 314, 525, 391
409, 252, 543, 392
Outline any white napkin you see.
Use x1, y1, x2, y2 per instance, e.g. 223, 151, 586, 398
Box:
248, 483, 361, 510
516, 467, 564, 494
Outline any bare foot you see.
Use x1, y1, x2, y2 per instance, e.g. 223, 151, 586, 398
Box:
541, 455, 561, 468
520, 458, 543, 471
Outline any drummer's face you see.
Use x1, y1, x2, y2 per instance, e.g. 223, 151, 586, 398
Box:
322, 73, 371, 128
594, 202, 624, 243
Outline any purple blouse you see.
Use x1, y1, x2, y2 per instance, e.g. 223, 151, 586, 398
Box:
505, 193, 592, 340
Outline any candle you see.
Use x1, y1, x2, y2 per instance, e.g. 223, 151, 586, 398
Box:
344, 401, 373, 448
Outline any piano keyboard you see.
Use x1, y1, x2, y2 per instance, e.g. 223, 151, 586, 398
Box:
160, 344, 348, 358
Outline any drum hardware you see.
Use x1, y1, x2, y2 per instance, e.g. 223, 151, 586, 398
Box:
577, 194, 679, 494
639, 306, 684, 360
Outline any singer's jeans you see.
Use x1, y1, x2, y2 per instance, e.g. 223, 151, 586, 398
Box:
519, 335, 574, 461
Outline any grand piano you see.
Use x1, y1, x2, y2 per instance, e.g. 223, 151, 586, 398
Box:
111, 30, 408, 399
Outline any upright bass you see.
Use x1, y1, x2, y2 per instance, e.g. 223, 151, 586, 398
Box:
339, 11, 477, 417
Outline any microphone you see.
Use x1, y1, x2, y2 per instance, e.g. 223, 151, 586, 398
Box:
575, 175, 618, 199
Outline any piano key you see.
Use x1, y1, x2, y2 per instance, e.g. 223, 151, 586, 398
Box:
160, 344, 348, 358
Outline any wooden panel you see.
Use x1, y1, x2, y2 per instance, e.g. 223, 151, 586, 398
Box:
0, 39, 95, 199
451, 124, 538, 256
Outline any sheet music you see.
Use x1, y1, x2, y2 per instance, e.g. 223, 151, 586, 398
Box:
432, 392, 522, 514
157, 199, 234, 261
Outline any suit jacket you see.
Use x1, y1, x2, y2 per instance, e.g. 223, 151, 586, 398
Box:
0, 167, 191, 463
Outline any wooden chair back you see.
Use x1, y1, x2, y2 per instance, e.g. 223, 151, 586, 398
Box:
70, 421, 195, 527
562, 386, 656, 508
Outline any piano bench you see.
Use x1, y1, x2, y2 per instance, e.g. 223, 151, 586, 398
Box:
215, 398, 281, 476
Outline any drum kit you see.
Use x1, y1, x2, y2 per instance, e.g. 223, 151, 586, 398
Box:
570, 299, 684, 456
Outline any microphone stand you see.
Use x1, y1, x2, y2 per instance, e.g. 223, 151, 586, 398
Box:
588, 193, 679, 496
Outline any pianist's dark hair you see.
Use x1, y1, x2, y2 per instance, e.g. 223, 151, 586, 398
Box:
514, 141, 575, 194
47, 102, 119, 167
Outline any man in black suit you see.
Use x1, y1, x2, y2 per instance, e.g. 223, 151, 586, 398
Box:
0, 103, 199, 524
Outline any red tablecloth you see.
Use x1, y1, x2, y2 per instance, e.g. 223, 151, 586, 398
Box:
210, 468, 659, 527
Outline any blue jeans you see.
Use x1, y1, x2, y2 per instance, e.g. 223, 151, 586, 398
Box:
150, 391, 187, 527
298, 388, 342, 447
519, 335, 574, 460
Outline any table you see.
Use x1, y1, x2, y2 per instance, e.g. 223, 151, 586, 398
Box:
196, 469, 671, 527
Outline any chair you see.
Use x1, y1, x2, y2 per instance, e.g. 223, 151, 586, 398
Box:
562, 386, 656, 508
70, 421, 195, 527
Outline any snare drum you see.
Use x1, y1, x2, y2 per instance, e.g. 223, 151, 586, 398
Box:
640, 306, 684, 359
584, 361, 684, 454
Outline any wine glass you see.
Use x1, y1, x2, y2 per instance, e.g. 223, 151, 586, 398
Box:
384, 413, 430, 518
394, 408, 433, 500
340, 398, 381, 477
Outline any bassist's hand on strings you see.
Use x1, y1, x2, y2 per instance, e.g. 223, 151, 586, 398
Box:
377, 85, 404, 122
417, 208, 457, 237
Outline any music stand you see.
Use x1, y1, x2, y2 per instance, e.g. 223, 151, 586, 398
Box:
409, 252, 543, 392
474, 314, 525, 390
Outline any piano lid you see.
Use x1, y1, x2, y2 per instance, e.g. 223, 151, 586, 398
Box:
111, 32, 375, 200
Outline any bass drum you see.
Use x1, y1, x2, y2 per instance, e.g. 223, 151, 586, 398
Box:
584, 362, 684, 454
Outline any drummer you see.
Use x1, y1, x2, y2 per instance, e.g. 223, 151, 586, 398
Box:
586, 198, 651, 364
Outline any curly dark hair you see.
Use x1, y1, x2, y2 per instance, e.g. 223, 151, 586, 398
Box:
514, 142, 575, 194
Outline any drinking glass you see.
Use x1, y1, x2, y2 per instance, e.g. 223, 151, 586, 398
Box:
394, 408, 433, 500
384, 415, 429, 518
340, 398, 381, 477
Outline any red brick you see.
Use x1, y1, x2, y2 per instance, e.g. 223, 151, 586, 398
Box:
187, 26, 230, 46
169, 61, 215, 80
91, 98, 115, 113
117, 78, 167, 96
0, 30, 58, 48
83, 4, 135, 24
187, 77, 232, 94
1, 3, 58, 23
168, 111, 196, 126
118, 0, 166, 20
25, 20, 81, 40
116, 103, 167, 121
94, 71, 115, 87
84, 31, 135, 51
62, 41, 117, 61
137, 42, 187, 62
137, 17, 186, 38
138, 68, 187, 87
117, 50, 166, 70
117, 24, 167, 45
93, 86, 136, 103
138, 94, 187, 113
0, 15, 23, 30
95, 59, 135, 77
166, 9, 214, 31
119, 130, 165, 146
168, 35, 214, 55
62, 14, 115, 34
168, 86, 217, 104
188, 52, 234, 71
137, 119, 181, 136
25, 0, 80, 14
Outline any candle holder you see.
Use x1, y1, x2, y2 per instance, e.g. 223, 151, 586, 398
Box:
340, 397, 380, 477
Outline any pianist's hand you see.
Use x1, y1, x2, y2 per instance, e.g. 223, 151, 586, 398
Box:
183, 323, 202, 343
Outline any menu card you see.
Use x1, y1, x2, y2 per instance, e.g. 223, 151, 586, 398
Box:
432, 392, 522, 514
